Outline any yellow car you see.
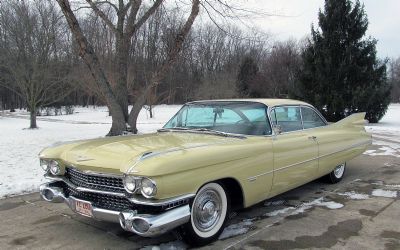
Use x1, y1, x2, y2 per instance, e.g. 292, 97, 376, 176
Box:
39, 99, 371, 245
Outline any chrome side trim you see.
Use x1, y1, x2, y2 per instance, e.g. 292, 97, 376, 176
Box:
247, 170, 274, 181
127, 193, 195, 206
274, 156, 318, 173
247, 139, 371, 181
318, 139, 372, 159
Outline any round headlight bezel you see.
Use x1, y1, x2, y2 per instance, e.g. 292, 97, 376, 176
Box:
40, 159, 50, 172
140, 177, 157, 198
49, 160, 61, 175
123, 175, 138, 194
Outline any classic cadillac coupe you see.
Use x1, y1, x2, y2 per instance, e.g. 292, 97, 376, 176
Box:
39, 99, 371, 245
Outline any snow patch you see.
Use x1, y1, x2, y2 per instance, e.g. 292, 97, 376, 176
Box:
219, 219, 254, 239
265, 197, 343, 218
371, 189, 398, 198
141, 240, 187, 250
363, 146, 399, 158
337, 191, 369, 200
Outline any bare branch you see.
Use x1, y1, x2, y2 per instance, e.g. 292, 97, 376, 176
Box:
85, 0, 117, 33
126, 0, 164, 38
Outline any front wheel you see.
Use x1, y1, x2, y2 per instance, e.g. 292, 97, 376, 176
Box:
180, 182, 229, 246
326, 163, 346, 183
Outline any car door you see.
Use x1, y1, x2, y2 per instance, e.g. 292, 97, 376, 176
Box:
270, 106, 319, 196
300, 106, 354, 177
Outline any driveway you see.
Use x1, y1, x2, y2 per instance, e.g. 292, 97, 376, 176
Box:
0, 140, 399, 250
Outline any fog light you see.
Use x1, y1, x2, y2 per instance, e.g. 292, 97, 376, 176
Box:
49, 160, 60, 175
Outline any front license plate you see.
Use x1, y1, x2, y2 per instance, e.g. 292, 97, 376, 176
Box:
75, 200, 93, 217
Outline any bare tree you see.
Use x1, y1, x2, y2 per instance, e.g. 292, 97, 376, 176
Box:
0, 0, 72, 128
56, 0, 200, 135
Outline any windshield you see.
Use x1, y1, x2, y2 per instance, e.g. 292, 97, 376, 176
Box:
163, 102, 272, 136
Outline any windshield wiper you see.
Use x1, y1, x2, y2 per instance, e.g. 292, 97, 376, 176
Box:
157, 127, 190, 132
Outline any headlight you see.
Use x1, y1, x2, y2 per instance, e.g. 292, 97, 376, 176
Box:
49, 160, 61, 175
40, 159, 49, 172
123, 175, 138, 193
141, 178, 157, 198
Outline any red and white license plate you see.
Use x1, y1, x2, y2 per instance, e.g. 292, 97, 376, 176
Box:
75, 200, 93, 217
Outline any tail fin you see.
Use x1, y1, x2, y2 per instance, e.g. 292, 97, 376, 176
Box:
332, 112, 368, 127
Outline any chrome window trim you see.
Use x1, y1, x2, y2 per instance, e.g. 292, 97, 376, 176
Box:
268, 104, 328, 135
269, 105, 303, 134
300, 105, 328, 129
246, 139, 371, 181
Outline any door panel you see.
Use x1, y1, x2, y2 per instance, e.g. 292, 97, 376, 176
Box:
271, 131, 319, 196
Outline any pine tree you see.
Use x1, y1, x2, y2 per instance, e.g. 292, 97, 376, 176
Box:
298, 0, 391, 122
237, 56, 258, 97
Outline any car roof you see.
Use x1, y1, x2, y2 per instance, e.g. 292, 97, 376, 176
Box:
187, 98, 312, 108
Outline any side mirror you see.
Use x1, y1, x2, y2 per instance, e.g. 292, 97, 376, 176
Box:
272, 124, 283, 135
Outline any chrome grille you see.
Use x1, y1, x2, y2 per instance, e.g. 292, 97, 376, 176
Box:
66, 186, 132, 211
65, 167, 124, 193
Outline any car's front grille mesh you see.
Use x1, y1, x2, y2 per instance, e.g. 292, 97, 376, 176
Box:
65, 167, 124, 193
62, 167, 190, 213
65, 186, 132, 211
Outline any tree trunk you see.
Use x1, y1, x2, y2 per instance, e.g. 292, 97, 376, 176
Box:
128, 88, 149, 134
30, 108, 37, 129
57, 0, 126, 136
115, 35, 130, 121
149, 105, 153, 118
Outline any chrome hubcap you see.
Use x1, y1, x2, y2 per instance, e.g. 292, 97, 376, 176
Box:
193, 189, 222, 232
334, 164, 345, 178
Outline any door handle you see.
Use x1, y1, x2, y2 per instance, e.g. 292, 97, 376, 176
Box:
308, 136, 317, 140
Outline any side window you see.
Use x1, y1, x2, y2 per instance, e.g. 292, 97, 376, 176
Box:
273, 106, 303, 132
301, 107, 326, 129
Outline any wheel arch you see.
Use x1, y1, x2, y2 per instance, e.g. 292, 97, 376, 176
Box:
196, 177, 244, 210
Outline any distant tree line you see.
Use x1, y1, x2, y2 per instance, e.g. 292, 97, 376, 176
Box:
0, 0, 397, 131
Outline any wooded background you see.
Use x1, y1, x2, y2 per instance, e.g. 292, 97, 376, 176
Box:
0, 0, 398, 134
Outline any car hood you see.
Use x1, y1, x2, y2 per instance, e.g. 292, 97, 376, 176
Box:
40, 131, 244, 175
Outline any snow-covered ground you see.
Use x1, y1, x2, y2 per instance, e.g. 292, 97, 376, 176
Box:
0, 103, 398, 199
0, 105, 181, 198
364, 103, 400, 158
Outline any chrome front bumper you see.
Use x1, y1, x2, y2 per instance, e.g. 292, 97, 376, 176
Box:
39, 182, 191, 237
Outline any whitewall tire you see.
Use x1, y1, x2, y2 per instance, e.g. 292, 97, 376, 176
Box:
327, 163, 346, 183
181, 182, 230, 246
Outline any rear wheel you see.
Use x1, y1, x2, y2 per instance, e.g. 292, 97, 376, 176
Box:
181, 182, 229, 246
326, 163, 346, 183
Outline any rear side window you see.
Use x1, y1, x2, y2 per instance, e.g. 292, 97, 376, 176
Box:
301, 107, 326, 129
272, 106, 303, 132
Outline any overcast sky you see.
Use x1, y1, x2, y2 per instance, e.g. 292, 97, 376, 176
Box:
244, 0, 400, 59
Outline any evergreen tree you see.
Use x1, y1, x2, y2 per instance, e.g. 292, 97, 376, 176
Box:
298, 0, 391, 122
237, 56, 258, 97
